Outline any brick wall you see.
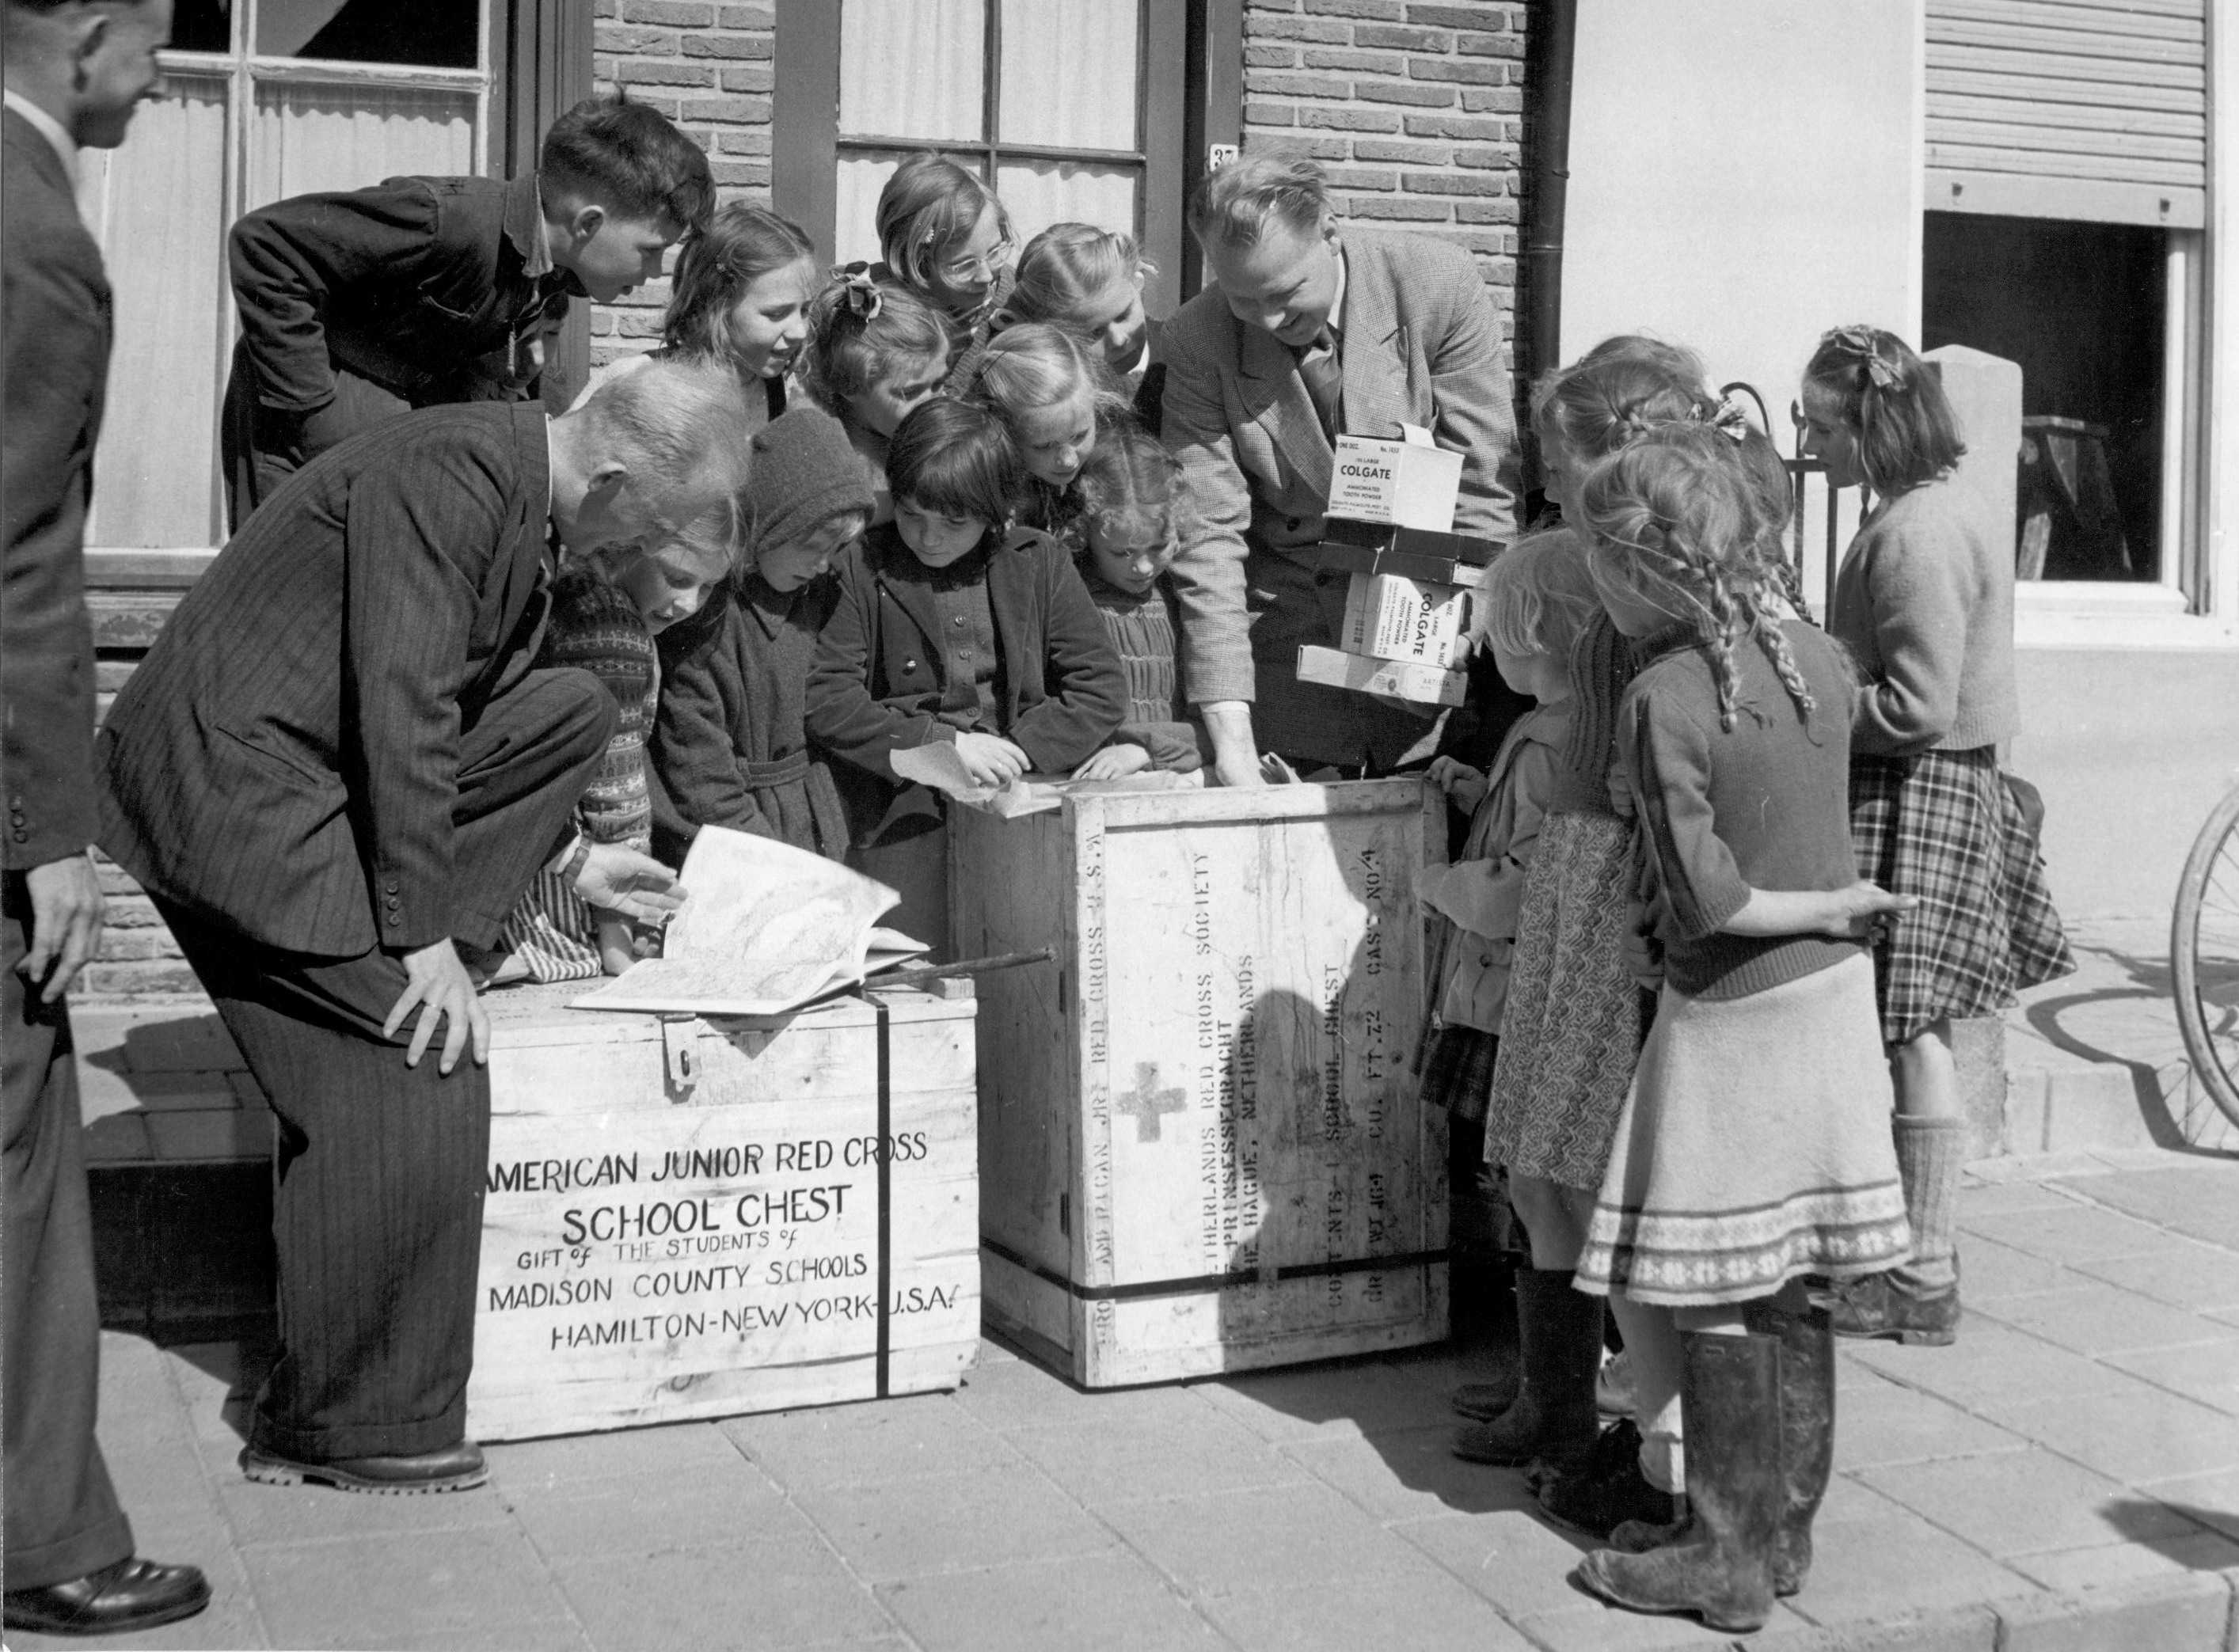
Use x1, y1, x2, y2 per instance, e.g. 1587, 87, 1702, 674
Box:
1241, 0, 1529, 363
77, 0, 1538, 1003
590, 0, 777, 369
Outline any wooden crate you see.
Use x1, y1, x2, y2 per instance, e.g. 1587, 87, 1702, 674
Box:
467, 982, 979, 1440
952, 780, 1449, 1387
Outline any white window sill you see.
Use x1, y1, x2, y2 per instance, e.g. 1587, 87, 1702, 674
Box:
2015, 582, 2237, 650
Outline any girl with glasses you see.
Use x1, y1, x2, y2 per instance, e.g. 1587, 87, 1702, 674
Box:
871, 153, 1016, 396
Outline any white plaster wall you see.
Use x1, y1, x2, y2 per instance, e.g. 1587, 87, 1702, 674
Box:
1561, 0, 1925, 599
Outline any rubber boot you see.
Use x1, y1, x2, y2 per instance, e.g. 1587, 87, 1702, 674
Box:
1451, 1268, 1604, 1469
1747, 1292, 1835, 1597
1573, 1330, 1781, 1634
1832, 1116, 1963, 1345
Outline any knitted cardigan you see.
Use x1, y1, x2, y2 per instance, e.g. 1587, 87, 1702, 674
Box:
1829, 474, 2018, 756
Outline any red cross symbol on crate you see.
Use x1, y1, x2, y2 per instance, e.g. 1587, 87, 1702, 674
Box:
1113, 1062, 1188, 1142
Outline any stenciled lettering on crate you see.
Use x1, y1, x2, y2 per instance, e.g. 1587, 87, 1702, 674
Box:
955, 780, 1450, 1387
467, 985, 979, 1438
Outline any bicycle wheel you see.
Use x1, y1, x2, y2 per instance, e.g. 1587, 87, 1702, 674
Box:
2172, 780, 2239, 1128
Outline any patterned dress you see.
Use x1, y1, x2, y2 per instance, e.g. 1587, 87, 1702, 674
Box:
1483, 611, 1648, 1190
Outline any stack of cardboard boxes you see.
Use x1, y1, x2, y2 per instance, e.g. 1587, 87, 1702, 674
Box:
1296, 427, 1503, 706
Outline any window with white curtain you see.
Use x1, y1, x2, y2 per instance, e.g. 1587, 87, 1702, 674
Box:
831, 0, 1155, 270
78, 2, 493, 549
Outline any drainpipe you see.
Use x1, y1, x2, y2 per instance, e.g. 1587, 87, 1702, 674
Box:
1523, 0, 1578, 393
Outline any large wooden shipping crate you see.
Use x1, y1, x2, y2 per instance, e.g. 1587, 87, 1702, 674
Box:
467, 983, 979, 1440
952, 780, 1449, 1387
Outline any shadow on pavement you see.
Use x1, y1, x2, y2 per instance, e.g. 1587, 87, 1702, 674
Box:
2101, 1495, 2239, 1563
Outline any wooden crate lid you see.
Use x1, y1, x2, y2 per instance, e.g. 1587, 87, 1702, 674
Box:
1066, 775, 1429, 830
485, 979, 973, 1051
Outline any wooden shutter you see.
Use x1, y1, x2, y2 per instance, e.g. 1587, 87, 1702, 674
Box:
1925, 0, 2207, 229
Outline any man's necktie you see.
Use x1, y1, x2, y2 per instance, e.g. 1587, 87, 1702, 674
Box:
1297, 325, 1342, 442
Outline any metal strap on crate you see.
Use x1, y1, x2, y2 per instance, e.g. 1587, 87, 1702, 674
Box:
873, 997, 893, 1399
979, 1236, 1448, 1303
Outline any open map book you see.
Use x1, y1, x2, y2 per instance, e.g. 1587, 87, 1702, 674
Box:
572, 826, 922, 1016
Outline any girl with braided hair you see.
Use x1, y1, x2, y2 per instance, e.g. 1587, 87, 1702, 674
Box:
1559, 420, 1914, 1633
1799, 325, 2073, 1347
1452, 337, 1727, 1541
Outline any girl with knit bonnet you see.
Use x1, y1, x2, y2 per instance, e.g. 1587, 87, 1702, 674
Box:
1799, 325, 2073, 1347
651, 406, 878, 864
1565, 419, 1914, 1634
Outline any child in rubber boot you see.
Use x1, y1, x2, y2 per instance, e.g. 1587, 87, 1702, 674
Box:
1563, 420, 1916, 1633
1447, 340, 1715, 1526
1798, 325, 2074, 1348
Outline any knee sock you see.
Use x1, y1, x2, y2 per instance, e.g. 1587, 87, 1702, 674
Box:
1892, 1115, 1964, 1294
1611, 1294, 1686, 1492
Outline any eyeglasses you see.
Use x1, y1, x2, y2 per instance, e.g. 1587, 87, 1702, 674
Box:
936, 236, 1016, 286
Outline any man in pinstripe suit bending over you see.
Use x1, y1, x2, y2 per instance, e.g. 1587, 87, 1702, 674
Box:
97, 355, 751, 1495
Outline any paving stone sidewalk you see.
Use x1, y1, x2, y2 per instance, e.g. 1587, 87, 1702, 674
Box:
14, 1142, 2239, 1652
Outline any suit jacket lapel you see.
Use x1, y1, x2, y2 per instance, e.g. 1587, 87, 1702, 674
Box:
1338, 240, 1411, 442
1237, 312, 1333, 504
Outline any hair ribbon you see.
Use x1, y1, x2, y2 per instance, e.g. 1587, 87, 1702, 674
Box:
1710, 394, 1751, 443
1827, 323, 1900, 391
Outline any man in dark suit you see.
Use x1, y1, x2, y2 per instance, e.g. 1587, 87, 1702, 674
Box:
98, 356, 751, 1495
1162, 154, 1522, 784
219, 93, 713, 527
2, 0, 213, 1636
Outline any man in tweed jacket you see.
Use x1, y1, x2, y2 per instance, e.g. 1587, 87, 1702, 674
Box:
1161, 154, 1520, 783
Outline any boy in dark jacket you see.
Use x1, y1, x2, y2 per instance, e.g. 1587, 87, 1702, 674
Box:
807, 399, 1125, 951
220, 93, 712, 526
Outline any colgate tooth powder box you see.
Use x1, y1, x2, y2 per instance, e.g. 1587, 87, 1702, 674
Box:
1329, 422, 1465, 532
1340, 572, 1475, 669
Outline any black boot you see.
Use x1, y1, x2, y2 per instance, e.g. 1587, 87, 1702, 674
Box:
1451, 1268, 1603, 1469
1747, 1293, 1836, 1597
1573, 1330, 1781, 1633
1536, 1418, 1684, 1540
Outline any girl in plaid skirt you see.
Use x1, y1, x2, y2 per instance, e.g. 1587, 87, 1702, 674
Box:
1800, 326, 2074, 1346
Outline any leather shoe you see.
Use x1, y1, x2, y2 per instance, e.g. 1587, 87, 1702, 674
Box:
5, 1556, 211, 1636
241, 1439, 488, 1494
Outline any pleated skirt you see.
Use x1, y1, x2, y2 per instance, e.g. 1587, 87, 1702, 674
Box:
1573, 952, 1913, 1308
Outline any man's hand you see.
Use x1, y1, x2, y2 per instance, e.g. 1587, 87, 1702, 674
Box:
576, 845, 689, 928
20, 853, 105, 1003
1073, 743, 1152, 782
384, 939, 488, 1074
952, 731, 1032, 790
1201, 701, 1260, 790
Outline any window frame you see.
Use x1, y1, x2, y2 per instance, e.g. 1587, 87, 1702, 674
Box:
773, 0, 1196, 317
